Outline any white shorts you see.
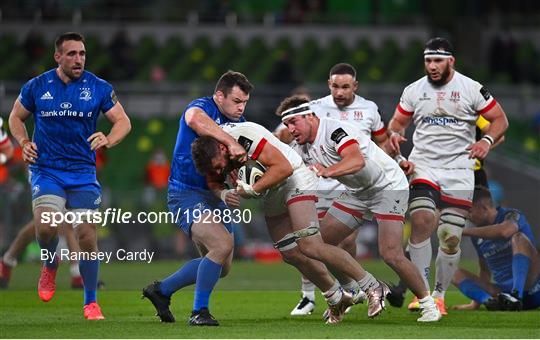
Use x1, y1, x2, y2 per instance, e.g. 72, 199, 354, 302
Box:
263, 164, 318, 217
314, 177, 344, 219
327, 188, 409, 229
410, 165, 474, 209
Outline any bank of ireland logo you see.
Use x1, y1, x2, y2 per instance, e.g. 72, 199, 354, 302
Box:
32, 185, 40, 196
79, 89, 92, 101
60, 102, 72, 109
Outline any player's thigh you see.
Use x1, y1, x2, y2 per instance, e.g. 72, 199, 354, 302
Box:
438, 168, 474, 211
319, 212, 355, 246
168, 189, 234, 238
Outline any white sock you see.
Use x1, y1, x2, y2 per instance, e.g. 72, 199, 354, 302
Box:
323, 281, 342, 305
340, 280, 360, 293
2, 254, 17, 267
70, 262, 81, 277
408, 238, 432, 292
357, 272, 379, 292
301, 277, 316, 301
432, 247, 461, 300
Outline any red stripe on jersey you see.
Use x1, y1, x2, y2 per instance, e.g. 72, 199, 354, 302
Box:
372, 127, 387, 136
410, 178, 441, 191
286, 195, 318, 206
397, 104, 414, 116
337, 139, 358, 156
440, 194, 472, 208
332, 202, 363, 218
374, 213, 405, 222
0, 137, 9, 146
477, 99, 497, 115
317, 211, 327, 219
250, 138, 267, 160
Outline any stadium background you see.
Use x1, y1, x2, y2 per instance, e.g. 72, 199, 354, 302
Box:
1, 0, 539, 263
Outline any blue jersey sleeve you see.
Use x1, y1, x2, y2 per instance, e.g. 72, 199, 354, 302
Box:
18, 78, 37, 112
98, 80, 117, 113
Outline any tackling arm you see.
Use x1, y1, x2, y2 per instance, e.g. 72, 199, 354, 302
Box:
185, 107, 246, 161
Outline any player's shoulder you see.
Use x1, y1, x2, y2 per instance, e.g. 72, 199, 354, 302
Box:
82, 71, 113, 88
352, 95, 378, 110
310, 95, 333, 109
402, 76, 428, 94
187, 96, 215, 111
24, 69, 56, 89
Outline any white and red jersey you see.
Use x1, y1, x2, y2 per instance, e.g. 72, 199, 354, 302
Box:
221, 121, 304, 171
291, 117, 407, 194
397, 71, 496, 169
0, 117, 9, 147
309, 95, 387, 198
310, 94, 386, 138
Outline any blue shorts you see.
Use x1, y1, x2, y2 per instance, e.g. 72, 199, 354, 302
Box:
30, 167, 101, 210
167, 188, 233, 237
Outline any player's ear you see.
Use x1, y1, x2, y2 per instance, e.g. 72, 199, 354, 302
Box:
353, 80, 359, 92
327, 79, 332, 90
54, 51, 61, 63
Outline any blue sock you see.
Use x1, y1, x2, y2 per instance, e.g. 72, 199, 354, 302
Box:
512, 253, 530, 299
80, 259, 99, 305
160, 258, 203, 297
193, 257, 222, 311
37, 237, 59, 269
458, 279, 492, 304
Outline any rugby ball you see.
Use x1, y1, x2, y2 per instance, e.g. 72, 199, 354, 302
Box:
237, 159, 266, 186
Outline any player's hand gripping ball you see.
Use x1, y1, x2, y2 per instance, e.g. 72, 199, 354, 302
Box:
237, 159, 267, 196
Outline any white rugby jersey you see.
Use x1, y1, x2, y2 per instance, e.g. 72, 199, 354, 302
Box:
291, 117, 406, 194
221, 121, 304, 170
310, 94, 386, 137
0, 117, 9, 146
309, 95, 387, 195
397, 71, 496, 169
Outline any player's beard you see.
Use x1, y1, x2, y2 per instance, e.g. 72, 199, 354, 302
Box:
62, 65, 83, 81
426, 64, 451, 87
225, 158, 244, 175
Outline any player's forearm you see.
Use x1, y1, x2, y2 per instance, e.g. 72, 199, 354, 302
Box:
483, 107, 508, 142
106, 116, 131, 148
325, 156, 364, 177
388, 111, 410, 134
187, 110, 237, 148
8, 114, 30, 146
252, 164, 292, 194
463, 223, 517, 239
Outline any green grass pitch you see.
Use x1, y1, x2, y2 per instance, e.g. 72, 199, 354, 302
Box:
1, 260, 538, 338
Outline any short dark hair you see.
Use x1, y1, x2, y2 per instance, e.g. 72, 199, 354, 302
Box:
275, 95, 310, 117
214, 71, 254, 97
425, 37, 454, 54
329, 63, 356, 79
191, 136, 221, 175
55, 32, 85, 52
473, 186, 493, 206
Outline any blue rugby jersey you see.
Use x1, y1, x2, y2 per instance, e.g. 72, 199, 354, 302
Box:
18, 69, 117, 172
471, 207, 536, 285
168, 96, 245, 191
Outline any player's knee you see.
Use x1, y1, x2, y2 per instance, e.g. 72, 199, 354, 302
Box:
280, 247, 305, 267
379, 246, 405, 269
437, 210, 465, 253
510, 232, 527, 247
338, 235, 356, 257
297, 239, 323, 260
452, 269, 467, 286
220, 261, 232, 278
